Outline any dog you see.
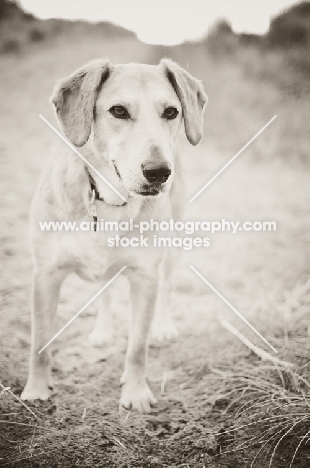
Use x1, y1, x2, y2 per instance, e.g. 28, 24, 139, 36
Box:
21, 58, 207, 413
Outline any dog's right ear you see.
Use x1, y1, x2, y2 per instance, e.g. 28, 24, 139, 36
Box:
50, 59, 110, 147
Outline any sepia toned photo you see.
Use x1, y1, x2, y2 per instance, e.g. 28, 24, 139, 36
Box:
1, 1, 310, 466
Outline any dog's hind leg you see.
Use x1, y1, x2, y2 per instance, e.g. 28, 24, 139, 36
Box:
150, 249, 178, 342
21, 267, 66, 401
88, 287, 113, 347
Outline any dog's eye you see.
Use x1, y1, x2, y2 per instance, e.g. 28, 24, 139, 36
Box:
109, 106, 130, 120
162, 107, 179, 120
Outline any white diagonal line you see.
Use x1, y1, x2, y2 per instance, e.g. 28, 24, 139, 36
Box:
0, 381, 37, 418
190, 266, 278, 353
189, 115, 277, 203
38, 266, 127, 354
39, 114, 127, 203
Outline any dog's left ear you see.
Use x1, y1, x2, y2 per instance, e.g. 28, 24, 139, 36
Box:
50, 59, 111, 147
160, 59, 208, 145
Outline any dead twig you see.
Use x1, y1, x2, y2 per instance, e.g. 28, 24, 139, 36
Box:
220, 319, 293, 367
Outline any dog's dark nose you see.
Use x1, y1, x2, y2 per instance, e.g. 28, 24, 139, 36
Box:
142, 163, 171, 184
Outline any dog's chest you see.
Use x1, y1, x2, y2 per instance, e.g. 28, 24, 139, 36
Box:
55, 200, 165, 282
56, 225, 122, 281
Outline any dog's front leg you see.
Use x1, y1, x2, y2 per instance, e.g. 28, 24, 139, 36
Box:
120, 268, 158, 413
21, 268, 65, 401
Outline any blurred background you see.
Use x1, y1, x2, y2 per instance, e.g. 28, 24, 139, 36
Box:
1, 1, 310, 466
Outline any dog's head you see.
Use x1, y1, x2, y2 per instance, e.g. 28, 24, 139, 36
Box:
51, 59, 207, 198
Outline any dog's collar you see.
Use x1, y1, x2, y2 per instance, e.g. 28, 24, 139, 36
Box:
85, 167, 127, 231
86, 167, 104, 202
85, 167, 127, 206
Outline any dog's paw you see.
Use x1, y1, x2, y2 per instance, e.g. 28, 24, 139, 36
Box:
120, 380, 157, 413
21, 381, 52, 401
88, 329, 111, 348
151, 318, 179, 342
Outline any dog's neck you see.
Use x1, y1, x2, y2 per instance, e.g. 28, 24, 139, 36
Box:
47, 142, 145, 221
85, 166, 127, 207
85, 170, 145, 221
81, 145, 129, 207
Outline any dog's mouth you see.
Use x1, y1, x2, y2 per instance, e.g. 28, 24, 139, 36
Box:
113, 164, 160, 198
138, 189, 160, 197
133, 184, 166, 197
113, 163, 122, 179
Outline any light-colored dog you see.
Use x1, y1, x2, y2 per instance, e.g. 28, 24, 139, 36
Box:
21, 59, 207, 412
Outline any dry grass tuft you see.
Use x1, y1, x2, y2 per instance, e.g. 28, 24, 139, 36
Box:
204, 328, 310, 466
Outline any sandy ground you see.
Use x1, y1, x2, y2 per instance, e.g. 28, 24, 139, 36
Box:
1, 34, 310, 467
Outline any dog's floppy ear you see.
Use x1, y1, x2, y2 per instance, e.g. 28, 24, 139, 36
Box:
160, 59, 208, 145
50, 59, 111, 147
